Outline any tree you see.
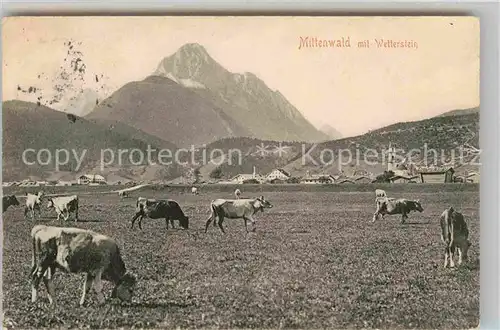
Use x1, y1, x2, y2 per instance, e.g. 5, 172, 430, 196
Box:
210, 166, 223, 179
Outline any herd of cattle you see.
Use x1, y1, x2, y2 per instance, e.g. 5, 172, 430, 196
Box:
1, 187, 472, 307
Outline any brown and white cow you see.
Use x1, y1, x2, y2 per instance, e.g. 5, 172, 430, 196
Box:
131, 197, 189, 230
30, 225, 136, 306
2, 195, 20, 213
205, 196, 273, 233
372, 197, 423, 223
24, 192, 44, 220
440, 206, 472, 268
47, 195, 79, 221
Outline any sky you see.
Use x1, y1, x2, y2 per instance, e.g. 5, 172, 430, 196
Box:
2, 16, 479, 137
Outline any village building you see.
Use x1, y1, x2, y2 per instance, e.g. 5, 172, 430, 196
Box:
230, 166, 264, 184
417, 166, 455, 183
300, 172, 335, 184
77, 174, 107, 185
265, 169, 291, 182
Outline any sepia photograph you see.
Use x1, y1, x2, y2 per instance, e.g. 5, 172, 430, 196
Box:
1, 16, 479, 329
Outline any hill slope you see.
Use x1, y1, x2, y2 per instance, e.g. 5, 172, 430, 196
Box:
153, 43, 330, 143
2, 100, 183, 181
86, 75, 250, 147
190, 111, 480, 181
435, 106, 479, 118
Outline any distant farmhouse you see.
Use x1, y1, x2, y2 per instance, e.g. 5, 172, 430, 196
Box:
417, 166, 455, 183
266, 168, 291, 182
77, 174, 107, 185
230, 166, 265, 184
300, 172, 336, 184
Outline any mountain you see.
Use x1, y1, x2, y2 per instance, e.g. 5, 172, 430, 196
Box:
319, 124, 343, 140
153, 43, 329, 143
65, 88, 99, 117
2, 100, 183, 181
86, 75, 250, 147
435, 106, 479, 118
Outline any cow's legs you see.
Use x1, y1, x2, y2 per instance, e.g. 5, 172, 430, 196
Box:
217, 216, 226, 234
372, 211, 380, 222
75, 205, 79, 222
131, 213, 141, 229
31, 258, 52, 303
64, 209, 70, 221
138, 216, 144, 230
205, 215, 214, 233
93, 270, 106, 305
245, 216, 256, 232
400, 212, 408, 224
444, 246, 450, 268
243, 218, 249, 233
43, 266, 56, 305
80, 273, 94, 306
24, 207, 29, 220
457, 246, 464, 266
449, 245, 456, 268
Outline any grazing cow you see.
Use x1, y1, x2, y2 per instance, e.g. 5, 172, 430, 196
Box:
118, 190, 129, 198
131, 197, 189, 230
372, 197, 423, 223
375, 189, 387, 199
47, 195, 79, 221
30, 225, 137, 306
25, 192, 44, 220
3, 195, 20, 213
234, 188, 242, 199
191, 187, 198, 195
205, 196, 273, 233
440, 207, 472, 268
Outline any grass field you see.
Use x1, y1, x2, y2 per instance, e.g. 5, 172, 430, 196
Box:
2, 185, 479, 329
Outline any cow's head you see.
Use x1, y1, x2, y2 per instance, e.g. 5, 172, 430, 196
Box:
255, 196, 273, 212
112, 272, 137, 302
179, 215, 189, 229
461, 240, 472, 262
410, 199, 424, 212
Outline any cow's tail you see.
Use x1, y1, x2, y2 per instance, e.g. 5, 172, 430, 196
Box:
75, 197, 79, 221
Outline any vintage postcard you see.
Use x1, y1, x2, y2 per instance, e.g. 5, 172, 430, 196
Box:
2, 16, 479, 329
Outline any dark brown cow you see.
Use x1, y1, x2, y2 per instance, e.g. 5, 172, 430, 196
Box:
2, 195, 20, 213
131, 197, 189, 230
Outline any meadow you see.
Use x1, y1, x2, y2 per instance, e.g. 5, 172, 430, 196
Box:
2, 184, 479, 329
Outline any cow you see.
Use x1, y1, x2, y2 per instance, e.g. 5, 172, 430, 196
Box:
205, 196, 273, 233
3, 195, 20, 213
131, 197, 189, 230
24, 191, 44, 220
372, 197, 423, 223
191, 187, 198, 195
375, 189, 387, 199
234, 188, 242, 199
440, 207, 472, 268
30, 225, 137, 306
47, 195, 79, 221
118, 190, 129, 198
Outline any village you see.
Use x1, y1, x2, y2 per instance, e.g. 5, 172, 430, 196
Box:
3, 148, 480, 188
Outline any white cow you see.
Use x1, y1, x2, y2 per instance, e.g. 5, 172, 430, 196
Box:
47, 195, 79, 221
234, 188, 242, 199
191, 187, 198, 195
24, 191, 44, 220
30, 225, 137, 306
205, 196, 273, 233
118, 190, 129, 198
